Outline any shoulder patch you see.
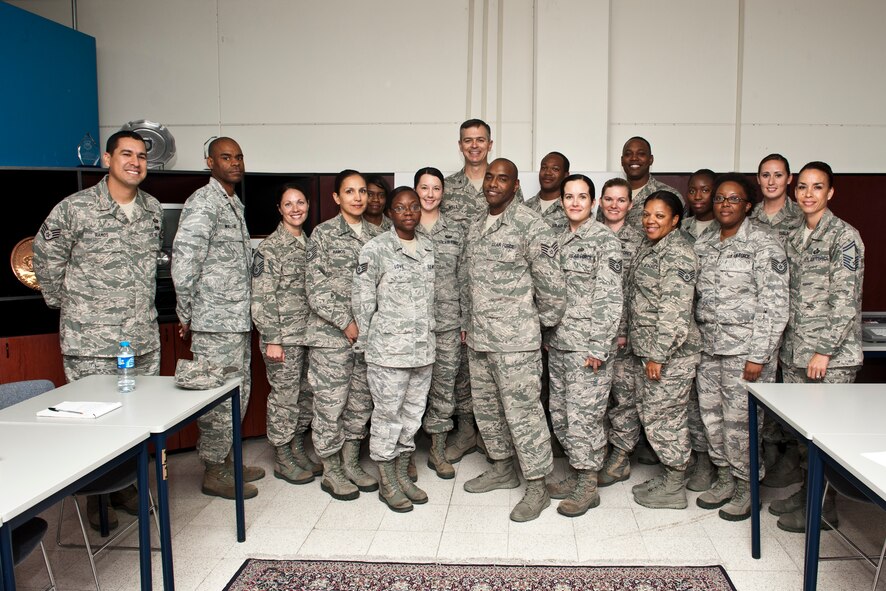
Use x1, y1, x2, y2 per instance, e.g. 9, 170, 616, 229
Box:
676, 268, 696, 283
770, 257, 787, 275
252, 252, 264, 277
540, 241, 559, 259
307, 242, 318, 261
355, 262, 368, 275
842, 241, 860, 271
608, 258, 623, 273
41, 222, 61, 241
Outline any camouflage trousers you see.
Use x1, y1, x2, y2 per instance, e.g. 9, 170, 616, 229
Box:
308, 346, 372, 458
696, 353, 775, 482
635, 352, 699, 470
262, 344, 313, 447
454, 343, 473, 416
687, 381, 710, 453
63, 348, 161, 382
423, 329, 461, 434
367, 363, 432, 462
548, 348, 612, 471
606, 349, 641, 453
191, 331, 251, 464
468, 347, 553, 480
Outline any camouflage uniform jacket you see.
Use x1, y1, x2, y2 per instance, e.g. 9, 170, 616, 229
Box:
628, 228, 701, 363
694, 218, 789, 363
779, 209, 864, 369
173, 177, 252, 333
441, 167, 524, 229
251, 222, 310, 346
460, 199, 565, 353
681, 217, 719, 244
613, 222, 645, 348
352, 227, 436, 368
305, 214, 380, 348
624, 177, 685, 229
548, 220, 623, 360
417, 213, 464, 333
524, 192, 570, 233
34, 176, 162, 357
749, 198, 804, 245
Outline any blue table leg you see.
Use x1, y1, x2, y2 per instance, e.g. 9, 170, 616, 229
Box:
137, 441, 152, 591
153, 433, 175, 591
749, 392, 761, 558
1, 524, 15, 591
231, 386, 246, 542
804, 443, 824, 591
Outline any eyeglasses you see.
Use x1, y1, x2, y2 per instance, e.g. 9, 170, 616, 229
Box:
391, 204, 422, 214
713, 195, 747, 204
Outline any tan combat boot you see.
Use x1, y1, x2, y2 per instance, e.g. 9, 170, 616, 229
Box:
377, 459, 412, 512
719, 478, 752, 521
762, 441, 802, 488
633, 466, 687, 509
427, 432, 455, 479
599, 447, 631, 487
274, 444, 314, 485
225, 450, 266, 482
320, 452, 359, 501
464, 458, 521, 493
777, 488, 838, 533
341, 440, 379, 492
396, 453, 428, 504
687, 451, 715, 492
557, 470, 600, 517
546, 465, 577, 499
696, 466, 735, 509
290, 433, 322, 476
202, 462, 258, 499
445, 415, 478, 463
510, 478, 551, 522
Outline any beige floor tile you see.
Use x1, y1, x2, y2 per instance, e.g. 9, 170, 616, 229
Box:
436, 531, 509, 561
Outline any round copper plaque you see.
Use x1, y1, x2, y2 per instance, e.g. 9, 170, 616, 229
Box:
11, 237, 40, 291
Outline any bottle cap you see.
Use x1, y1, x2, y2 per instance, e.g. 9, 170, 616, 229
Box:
120, 341, 131, 347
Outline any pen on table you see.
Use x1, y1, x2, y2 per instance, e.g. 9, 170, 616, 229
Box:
48, 407, 84, 414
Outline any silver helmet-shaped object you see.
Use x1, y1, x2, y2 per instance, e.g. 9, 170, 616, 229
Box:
120, 120, 176, 169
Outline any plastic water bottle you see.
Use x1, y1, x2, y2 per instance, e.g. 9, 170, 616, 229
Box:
117, 341, 136, 393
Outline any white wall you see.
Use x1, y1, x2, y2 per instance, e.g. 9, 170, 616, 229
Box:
11, 0, 886, 173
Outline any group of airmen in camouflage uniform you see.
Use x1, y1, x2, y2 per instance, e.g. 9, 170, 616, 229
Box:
32, 119, 864, 530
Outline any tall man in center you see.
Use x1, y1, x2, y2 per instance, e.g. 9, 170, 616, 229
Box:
460, 158, 566, 522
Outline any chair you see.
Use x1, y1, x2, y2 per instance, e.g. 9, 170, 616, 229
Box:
0, 380, 58, 591
821, 466, 886, 591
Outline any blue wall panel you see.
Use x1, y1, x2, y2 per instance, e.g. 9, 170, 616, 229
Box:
0, 2, 99, 167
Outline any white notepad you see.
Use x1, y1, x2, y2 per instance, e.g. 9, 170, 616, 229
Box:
36, 401, 123, 419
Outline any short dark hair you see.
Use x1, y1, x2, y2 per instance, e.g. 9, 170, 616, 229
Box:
489, 157, 518, 179
799, 161, 834, 188
601, 177, 632, 200
277, 182, 307, 207
365, 175, 390, 196
386, 186, 419, 212
559, 173, 595, 200
544, 151, 570, 174
689, 168, 717, 185
624, 136, 652, 153
460, 119, 491, 139
713, 172, 758, 212
413, 167, 445, 189
758, 153, 791, 176
334, 169, 365, 195
106, 130, 145, 154
644, 190, 683, 228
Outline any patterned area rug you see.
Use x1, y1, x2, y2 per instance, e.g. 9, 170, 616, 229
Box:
224, 559, 737, 590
